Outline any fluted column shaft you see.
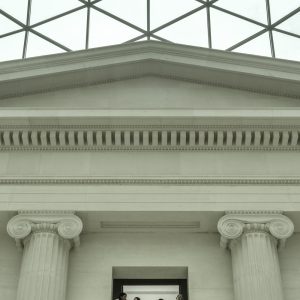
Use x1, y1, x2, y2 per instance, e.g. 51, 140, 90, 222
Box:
231, 229, 283, 300
218, 212, 294, 300
7, 212, 83, 300
17, 224, 71, 300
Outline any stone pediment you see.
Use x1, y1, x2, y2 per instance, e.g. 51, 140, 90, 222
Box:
0, 41, 299, 101
0, 76, 300, 109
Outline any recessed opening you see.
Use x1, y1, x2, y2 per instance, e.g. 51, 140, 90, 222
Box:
113, 267, 188, 300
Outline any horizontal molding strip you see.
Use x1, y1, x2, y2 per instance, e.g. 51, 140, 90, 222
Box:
1, 176, 300, 185
0, 128, 299, 151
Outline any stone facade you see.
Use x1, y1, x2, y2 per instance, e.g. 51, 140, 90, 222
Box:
0, 42, 300, 300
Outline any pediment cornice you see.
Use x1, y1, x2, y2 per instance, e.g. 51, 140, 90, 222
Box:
0, 41, 300, 99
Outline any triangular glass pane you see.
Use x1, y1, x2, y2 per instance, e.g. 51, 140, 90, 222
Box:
156, 10, 208, 47
26, 32, 65, 58
0, 14, 22, 35
96, 0, 147, 29
270, 0, 300, 22
210, 8, 262, 50
0, 0, 28, 24
89, 9, 141, 48
0, 32, 24, 62
216, 0, 267, 24
31, 0, 81, 24
277, 12, 300, 35
273, 31, 300, 61
34, 10, 87, 50
150, 0, 202, 30
233, 32, 272, 57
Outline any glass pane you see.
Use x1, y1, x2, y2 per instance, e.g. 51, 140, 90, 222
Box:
89, 9, 140, 48
26, 32, 65, 58
269, 0, 300, 22
156, 10, 208, 47
0, 14, 22, 35
234, 32, 272, 57
150, 0, 201, 29
216, 0, 267, 24
0, 0, 28, 23
0, 32, 24, 62
96, 0, 147, 29
123, 285, 179, 300
273, 31, 300, 61
31, 0, 81, 24
276, 12, 300, 35
34, 9, 87, 50
211, 8, 262, 50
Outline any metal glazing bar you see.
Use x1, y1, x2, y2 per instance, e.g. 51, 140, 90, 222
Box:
78, 0, 147, 34
196, 0, 220, 6
0, 28, 24, 39
0, 9, 26, 28
123, 34, 147, 44
206, 0, 212, 48
211, 5, 268, 28
151, 34, 173, 43
273, 27, 300, 40
90, 0, 103, 4
22, 0, 32, 59
86, 0, 91, 49
271, 6, 300, 28
30, 5, 86, 28
29, 29, 71, 51
265, 0, 275, 57
150, 5, 206, 34
147, 0, 150, 40
227, 28, 268, 51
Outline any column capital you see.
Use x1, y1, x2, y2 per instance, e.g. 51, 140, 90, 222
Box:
217, 211, 294, 250
7, 211, 83, 249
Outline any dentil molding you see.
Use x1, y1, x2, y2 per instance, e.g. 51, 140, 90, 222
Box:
217, 211, 294, 250
1, 176, 300, 185
0, 127, 299, 151
7, 211, 83, 250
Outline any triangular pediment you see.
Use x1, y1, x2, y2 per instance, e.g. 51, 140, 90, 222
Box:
0, 42, 300, 101
0, 76, 299, 109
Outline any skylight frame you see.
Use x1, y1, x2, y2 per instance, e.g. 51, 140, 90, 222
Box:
0, 0, 299, 61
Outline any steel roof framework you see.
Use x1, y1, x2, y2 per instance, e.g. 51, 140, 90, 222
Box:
0, 0, 299, 60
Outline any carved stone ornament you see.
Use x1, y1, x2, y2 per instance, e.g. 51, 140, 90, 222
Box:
217, 211, 294, 249
7, 211, 83, 249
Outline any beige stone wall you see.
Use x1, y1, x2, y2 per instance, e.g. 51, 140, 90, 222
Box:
67, 232, 233, 300
0, 234, 21, 300
1, 232, 300, 300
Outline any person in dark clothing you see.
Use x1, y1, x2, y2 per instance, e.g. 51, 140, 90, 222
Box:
118, 292, 127, 300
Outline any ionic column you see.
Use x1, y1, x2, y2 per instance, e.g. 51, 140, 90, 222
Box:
7, 211, 83, 300
218, 211, 294, 300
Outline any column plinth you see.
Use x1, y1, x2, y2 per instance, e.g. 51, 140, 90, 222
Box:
7, 211, 83, 300
218, 211, 294, 300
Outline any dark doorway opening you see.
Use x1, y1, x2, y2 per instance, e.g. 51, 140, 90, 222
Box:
113, 279, 188, 300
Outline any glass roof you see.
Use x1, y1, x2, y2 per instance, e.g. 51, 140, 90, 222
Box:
0, 0, 299, 62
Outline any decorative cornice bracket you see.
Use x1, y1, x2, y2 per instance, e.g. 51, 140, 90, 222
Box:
217, 211, 294, 250
7, 211, 83, 250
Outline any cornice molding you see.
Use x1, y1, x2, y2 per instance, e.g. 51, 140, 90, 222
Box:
218, 211, 294, 250
0, 126, 299, 151
7, 211, 83, 250
1, 176, 300, 185
0, 41, 299, 99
